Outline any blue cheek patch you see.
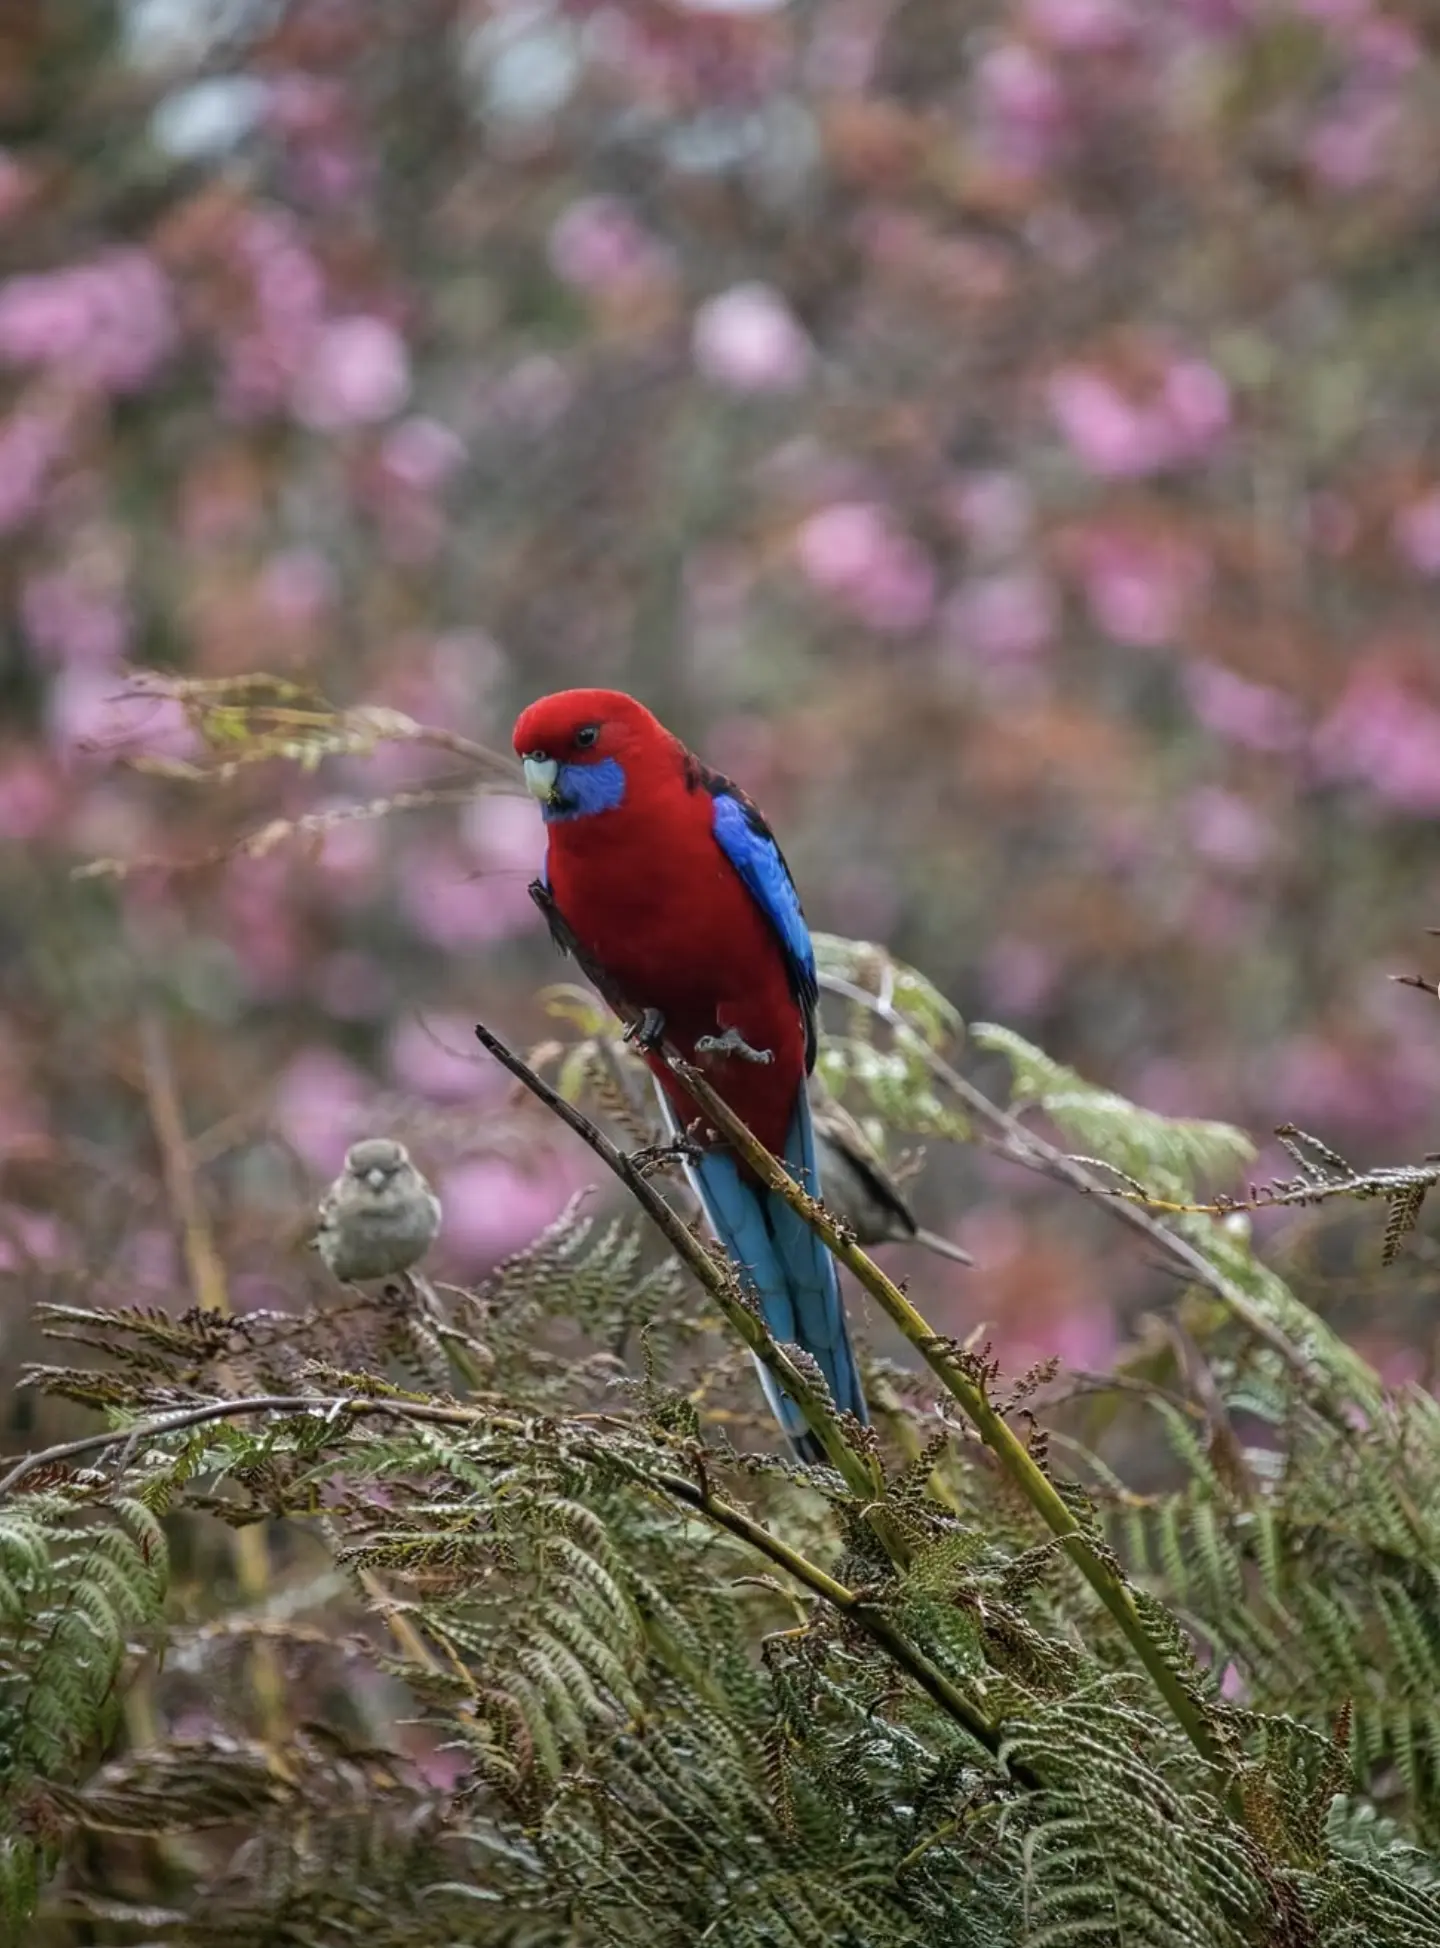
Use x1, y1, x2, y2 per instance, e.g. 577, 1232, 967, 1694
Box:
543, 756, 627, 823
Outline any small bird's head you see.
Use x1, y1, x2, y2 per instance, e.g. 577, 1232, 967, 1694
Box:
344, 1137, 410, 1191
513, 689, 666, 823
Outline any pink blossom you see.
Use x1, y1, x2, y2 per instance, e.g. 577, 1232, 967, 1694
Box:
257, 547, 336, 625
1024, 0, 1137, 54
1185, 787, 1275, 871
1392, 492, 1440, 575
20, 568, 130, 666
793, 501, 936, 634
314, 809, 383, 899
44, 671, 200, 765
1049, 359, 1230, 478
692, 283, 811, 395
291, 316, 410, 430
975, 44, 1070, 174
982, 937, 1060, 1015
548, 195, 669, 295
272, 1047, 373, 1172
1306, 93, 1400, 191
220, 208, 326, 417
388, 1015, 511, 1103
461, 791, 544, 878
0, 250, 176, 394
941, 570, 1057, 659
313, 950, 393, 1020
1182, 659, 1303, 752
1312, 671, 1440, 814
0, 751, 57, 840
1075, 531, 1208, 647
1049, 370, 1165, 477
380, 416, 466, 492
221, 855, 303, 995
0, 409, 68, 532
436, 1157, 590, 1267
397, 843, 538, 949
0, 1205, 69, 1272
943, 470, 1033, 557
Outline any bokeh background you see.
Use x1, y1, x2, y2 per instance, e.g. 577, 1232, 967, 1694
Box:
6, 0, 1440, 1431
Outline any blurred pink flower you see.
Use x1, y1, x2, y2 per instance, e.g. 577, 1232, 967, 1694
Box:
975, 44, 1070, 174
548, 195, 670, 295
941, 570, 1057, 659
692, 283, 811, 394
0, 751, 58, 840
1182, 659, 1303, 752
1313, 671, 1440, 814
380, 416, 467, 491
0, 250, 176, 394
1392, 491, 1440, 575
794, 501, 936, 634
314, 950, 393, 1020
220, 208, 326, 416
982, 937, 1060, 1015
462, 791, 545, 879
1024, 0, 1137, 53
942, 469, 1033, 557
436, 1157, 590, 1267
0, 1205, 69, 1272
44, 671, 200, 765
292, 315, 410, 430
388, 1014, 511, 1103
257, 547, 336, 625
1049, 358, 1229, 478
221, 855, 303, 996
1075, 530, 1208, 647
398, 843, 538, 948
20, 568, 130, 666
272, 1047, 373, 1172
1185, 787, 1275, 871
1306, 93, 1400, 191
0, 409, 68, 532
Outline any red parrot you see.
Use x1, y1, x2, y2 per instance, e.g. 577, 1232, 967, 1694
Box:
512, 687, 866, 1460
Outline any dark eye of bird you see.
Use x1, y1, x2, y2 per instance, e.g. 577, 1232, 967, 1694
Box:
574, 725, 599, 749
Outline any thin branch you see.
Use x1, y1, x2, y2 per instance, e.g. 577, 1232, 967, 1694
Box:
819, 972, 1314, 1381
662, 1050, 1231, 1784
0, 1393, 486, 1500
474, 1019, 879, 1496
0, 1388, 1006, 1765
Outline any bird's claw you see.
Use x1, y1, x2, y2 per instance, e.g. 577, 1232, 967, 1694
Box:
694, 1027, 774, 1065
623, 1007, 667, 1052
629, 1136, 703, 1178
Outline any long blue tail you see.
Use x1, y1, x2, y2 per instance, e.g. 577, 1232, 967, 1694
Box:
662, 1085, 868, 1462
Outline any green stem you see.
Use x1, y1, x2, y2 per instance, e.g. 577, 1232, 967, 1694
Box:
475, 1021, 881, 1498
669, 1055, 1231, 1782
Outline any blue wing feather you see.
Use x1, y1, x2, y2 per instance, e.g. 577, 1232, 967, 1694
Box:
708, 788, 819, 1071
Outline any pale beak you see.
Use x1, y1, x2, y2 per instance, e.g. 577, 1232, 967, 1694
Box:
523, 755, 559, 804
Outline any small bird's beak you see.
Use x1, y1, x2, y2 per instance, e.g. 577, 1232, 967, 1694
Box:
366, 1169, 386, 1189
523, 755, 559, 805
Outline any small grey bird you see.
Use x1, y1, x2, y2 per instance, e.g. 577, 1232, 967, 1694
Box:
312, 1138, 442, 1283
811, 1091, 973, 1266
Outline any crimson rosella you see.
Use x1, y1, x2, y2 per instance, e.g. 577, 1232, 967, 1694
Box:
513, 687, 866, 1459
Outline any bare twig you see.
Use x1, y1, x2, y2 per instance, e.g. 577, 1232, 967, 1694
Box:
0, 1389, 1005, 1764
474, 1020, 879, 1495
662, 1050, 1231, 1784
818, 972, 1315, 1380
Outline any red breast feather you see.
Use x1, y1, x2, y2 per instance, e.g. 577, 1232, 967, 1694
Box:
517, 693, 806, 1158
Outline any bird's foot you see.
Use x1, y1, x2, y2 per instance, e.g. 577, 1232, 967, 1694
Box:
694, 1027, 774, 1065
629, 1136, 703, 1178
623, 1007, 667, 1053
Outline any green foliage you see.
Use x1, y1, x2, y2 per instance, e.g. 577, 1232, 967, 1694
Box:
7, 978, 1440, 1945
